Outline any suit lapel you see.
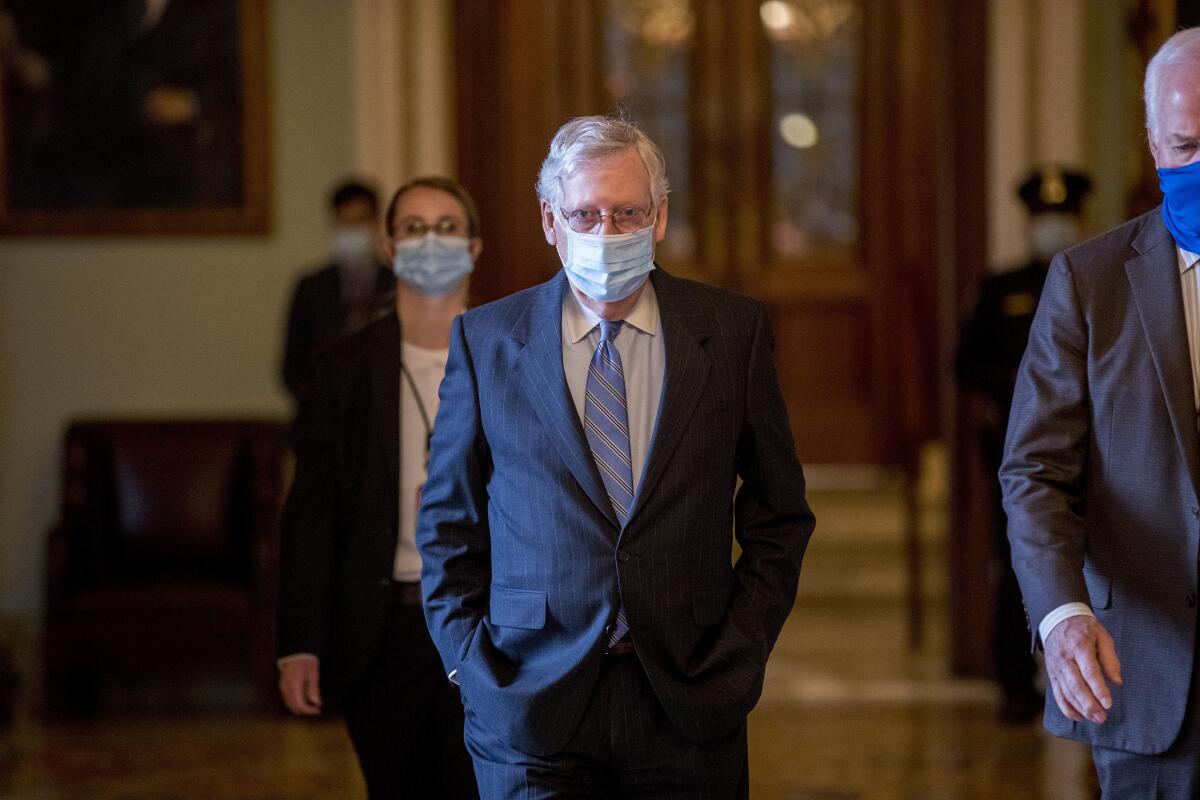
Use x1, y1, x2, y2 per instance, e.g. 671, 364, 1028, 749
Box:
1126, 211, 1200, 502
514, 272, 619, 529
626, 270, 712, 527
369, 314, 401, 488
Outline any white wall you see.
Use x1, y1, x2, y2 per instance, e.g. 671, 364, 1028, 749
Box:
0, 0, 354, 621
987, 0, 1086, 269
349, 0, 457, 190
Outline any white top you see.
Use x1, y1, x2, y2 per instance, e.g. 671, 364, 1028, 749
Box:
278, 339, 449, 669
1039, 245, 1200, 643
561, 279, 666, 496
394, 341, 449, 582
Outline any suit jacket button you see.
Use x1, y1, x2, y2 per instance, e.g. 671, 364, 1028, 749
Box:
1193, 508, 1199, 519
378, 578, 392, 587
617, 551, 631, 563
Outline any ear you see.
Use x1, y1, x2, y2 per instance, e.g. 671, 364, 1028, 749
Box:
469, 237, 483, 261
381, 234, 396, 262
540, 200, 559, 246
653, 195, 669, 244
1148, 129, 1162, 168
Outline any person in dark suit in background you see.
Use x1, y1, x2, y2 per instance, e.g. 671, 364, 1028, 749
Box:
1002, 28, 1200, 796
277, 177, 481, 799
281, 179, 395, 401
956, 165, 1091, 723
417, 115, 815, 799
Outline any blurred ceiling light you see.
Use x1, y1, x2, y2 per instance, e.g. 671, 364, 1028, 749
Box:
760, 1, 796, 32
761, 0, 857, 45
610, 0, 695, 47
780, 113, 819, 149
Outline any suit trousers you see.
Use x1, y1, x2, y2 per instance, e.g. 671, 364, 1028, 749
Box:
464, 651, 749, 800
1092, 626, 1200, 799
342, 583, 478, 799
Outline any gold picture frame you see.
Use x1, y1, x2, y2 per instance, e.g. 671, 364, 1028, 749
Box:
0, 0, 270, 235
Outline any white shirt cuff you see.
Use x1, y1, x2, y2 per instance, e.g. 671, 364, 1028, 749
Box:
277, 653, 319, 670
1038, 602, 1094, 644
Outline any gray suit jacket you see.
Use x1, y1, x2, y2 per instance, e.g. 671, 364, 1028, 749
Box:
417, 268, 815, 757
1001, 208, 1200, 754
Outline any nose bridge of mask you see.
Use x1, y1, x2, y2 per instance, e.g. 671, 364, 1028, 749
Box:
397, 231, 433, 252
567, 225, 653, 270
429, 232, 471, 255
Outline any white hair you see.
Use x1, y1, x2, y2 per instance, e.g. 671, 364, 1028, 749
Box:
1145, 27, 1200, 138
535, 115, 669, 211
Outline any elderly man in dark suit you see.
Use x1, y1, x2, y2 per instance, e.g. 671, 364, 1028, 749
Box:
1001, 27, 1200, 797
417, 115, 814, 799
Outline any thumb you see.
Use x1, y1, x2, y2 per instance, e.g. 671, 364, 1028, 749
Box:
305, 666, 323, 707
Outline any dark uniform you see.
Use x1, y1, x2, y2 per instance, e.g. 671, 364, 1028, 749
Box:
281, 261, 394, 399
955, 166, 1091, 723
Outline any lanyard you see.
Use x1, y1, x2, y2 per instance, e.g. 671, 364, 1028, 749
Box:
400, 361, 433, 467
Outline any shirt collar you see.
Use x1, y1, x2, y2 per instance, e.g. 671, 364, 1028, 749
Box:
563, 278, 660, 344
1178, 245, 1200, 274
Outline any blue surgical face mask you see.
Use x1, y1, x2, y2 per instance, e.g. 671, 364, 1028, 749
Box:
1159, 160, 1200, 253
559, 221, 656, 303
392, 233, 474, 297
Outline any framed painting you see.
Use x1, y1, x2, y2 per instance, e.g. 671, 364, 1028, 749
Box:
0, 0, 270, 235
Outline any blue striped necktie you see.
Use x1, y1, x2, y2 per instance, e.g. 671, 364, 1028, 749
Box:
584, 319, 632, 645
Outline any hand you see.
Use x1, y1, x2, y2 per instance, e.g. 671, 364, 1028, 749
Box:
1044, 615, 1122, 724
278, 657, 323, 715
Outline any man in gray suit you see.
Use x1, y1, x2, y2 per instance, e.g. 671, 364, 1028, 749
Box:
1001, 28, 1200, 796
417, 115, 815, 798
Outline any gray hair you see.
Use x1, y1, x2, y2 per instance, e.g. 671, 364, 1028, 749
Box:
535, 115, 669, 211
1145, 27, 1200, 138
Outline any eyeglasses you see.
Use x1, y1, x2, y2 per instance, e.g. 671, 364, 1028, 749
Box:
396, 216, 468, 239
558, 205, 654, 234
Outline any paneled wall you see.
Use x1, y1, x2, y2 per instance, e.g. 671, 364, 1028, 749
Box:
0, 0, 355, 621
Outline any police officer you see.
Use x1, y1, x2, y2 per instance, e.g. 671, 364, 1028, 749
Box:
955, 165, 1092, 723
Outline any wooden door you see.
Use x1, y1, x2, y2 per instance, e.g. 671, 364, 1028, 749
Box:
454, 0, 983, 470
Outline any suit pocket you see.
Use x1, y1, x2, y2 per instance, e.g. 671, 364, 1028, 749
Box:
1083, 567, 1113, 610
489, 585, 547, 629
692, 578, 734, 627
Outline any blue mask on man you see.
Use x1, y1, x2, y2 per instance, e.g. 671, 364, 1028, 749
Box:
560, 222, 656, 303
1159, 160, 1200, 253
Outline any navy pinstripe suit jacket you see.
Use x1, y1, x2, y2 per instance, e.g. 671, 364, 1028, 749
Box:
1002, 209, 1200, 754
417, 268, 815, 757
